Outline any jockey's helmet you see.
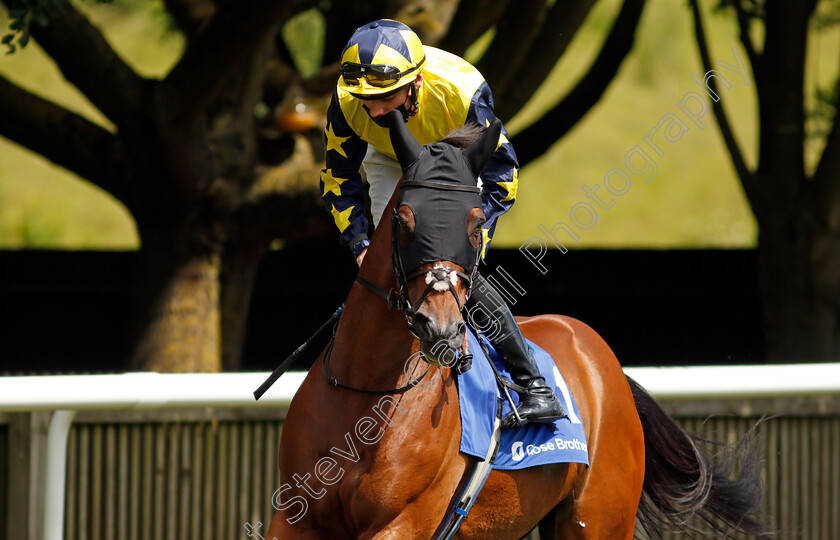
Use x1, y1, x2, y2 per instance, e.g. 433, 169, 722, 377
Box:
337, 20, 425, 99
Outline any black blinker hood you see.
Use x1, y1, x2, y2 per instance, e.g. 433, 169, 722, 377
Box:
385, 110, 502, 275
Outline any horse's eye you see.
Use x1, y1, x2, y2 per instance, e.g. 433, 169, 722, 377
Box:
469, 217, 485, 247
472, 218, 486, 236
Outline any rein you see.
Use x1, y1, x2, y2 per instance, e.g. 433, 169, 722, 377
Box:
355, 272, 474, 376
321, 322, 432, 394
316, 173, 485, 393
355, 274, 406, 312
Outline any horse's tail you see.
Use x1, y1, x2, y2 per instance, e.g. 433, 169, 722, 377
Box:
626, 375, 769, 539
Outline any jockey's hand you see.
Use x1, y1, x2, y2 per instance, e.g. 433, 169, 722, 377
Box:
356, 247, 368, 267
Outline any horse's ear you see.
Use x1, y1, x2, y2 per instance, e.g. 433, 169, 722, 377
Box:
463, 119, 502, 179
387, 110, 422, 169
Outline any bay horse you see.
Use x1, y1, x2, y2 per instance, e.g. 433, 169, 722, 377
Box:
267, 113, 765, 539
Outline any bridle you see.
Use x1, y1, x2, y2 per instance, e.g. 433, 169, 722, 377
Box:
342, 178, 480, 392
357, 179, 483, 333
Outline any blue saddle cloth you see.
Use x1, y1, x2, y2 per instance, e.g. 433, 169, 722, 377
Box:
457, 329, 589, 470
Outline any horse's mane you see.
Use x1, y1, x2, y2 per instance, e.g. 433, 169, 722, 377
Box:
439, 122, 486, 149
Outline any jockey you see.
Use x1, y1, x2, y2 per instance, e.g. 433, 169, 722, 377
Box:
321, 19, 564, 428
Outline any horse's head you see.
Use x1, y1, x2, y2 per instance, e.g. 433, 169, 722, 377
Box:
386, 110, 502, 366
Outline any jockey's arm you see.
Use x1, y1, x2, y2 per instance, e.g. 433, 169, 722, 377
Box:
466, 82, 520, 253
321, 92, 371, 260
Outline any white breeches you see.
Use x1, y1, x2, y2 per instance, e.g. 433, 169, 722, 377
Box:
362, 145, 403, 228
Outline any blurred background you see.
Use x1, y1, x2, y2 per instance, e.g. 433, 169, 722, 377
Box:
1, 0, 838, 373
2, 3, 840, 540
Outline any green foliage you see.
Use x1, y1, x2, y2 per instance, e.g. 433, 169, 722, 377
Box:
0, 1, 183, 249
281, 8, 325, 79
3, 0, 61, 54
1, 0, 129, 54
497, 0, 760, 248
7, 0, 838, 250
813, 0, 840, 31
806, 1, 840, 142
808, 79, 837, 141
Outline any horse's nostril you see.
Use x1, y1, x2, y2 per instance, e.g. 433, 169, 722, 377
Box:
411, 312, 437, 339
424, 318, 435, 336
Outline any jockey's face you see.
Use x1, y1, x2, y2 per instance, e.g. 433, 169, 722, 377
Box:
362, 74, 422, 118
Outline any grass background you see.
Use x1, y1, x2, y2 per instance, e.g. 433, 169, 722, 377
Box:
1, 0, 837, 250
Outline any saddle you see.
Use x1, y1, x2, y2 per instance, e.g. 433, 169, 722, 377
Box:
433, 327, 588, 538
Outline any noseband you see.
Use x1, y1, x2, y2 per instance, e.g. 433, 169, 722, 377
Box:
394, 258, 472, 329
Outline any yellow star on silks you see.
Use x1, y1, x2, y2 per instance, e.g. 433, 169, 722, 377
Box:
325, 122, 350, 158
485, 119, 509, 149
330, 204, 355, 232
321, 169, 349, 197
497, 167, 518, 202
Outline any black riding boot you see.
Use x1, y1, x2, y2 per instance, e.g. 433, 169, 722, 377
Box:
466, 274, 566, 429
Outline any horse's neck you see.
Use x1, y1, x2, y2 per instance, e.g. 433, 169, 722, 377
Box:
330, 203, 416, 389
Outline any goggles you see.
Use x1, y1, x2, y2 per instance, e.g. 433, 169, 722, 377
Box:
340, 57, 425, 88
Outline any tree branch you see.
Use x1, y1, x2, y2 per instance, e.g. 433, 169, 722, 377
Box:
0, 75, 128, 206
690, 0, 754, 189
244, 192, 330, 242
510, 0, 646, 167
475, 0, 547, 98
164, 0, 315, 122
496, 0, 597, 120
435, 0, 510, 57
320, 1, 390, 64
731, 0, 761, 84
162, 0, 216, 40
753, 0, 815, 215
27, 0, 145, 125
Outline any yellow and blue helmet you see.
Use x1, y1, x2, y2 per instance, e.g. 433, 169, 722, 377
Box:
337, 20, 425, 98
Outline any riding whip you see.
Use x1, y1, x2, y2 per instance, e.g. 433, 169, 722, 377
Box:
253, 304, 343, 400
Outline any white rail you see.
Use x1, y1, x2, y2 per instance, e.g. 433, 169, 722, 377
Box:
2, 364, 839, 414
1, 364, 839, 540
623, 362, 840, 399
0, 371, 307, 412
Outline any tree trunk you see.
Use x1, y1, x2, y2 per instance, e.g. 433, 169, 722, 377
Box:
756, 209, 840, 363
220, 239, 268, 371
129, 229, 223, 372
748, 1, 836, 362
